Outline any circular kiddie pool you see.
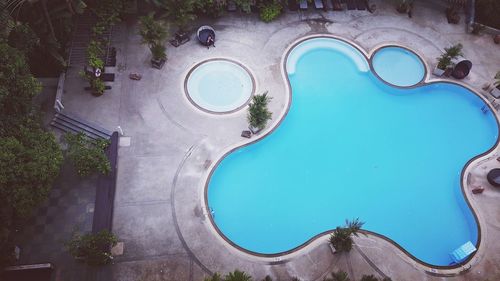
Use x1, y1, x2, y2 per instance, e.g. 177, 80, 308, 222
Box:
185, 59, 255, 113
372, 46, 426, 87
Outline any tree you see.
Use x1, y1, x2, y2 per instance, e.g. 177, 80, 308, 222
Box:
65, 133, 111, 177
138, 13, 168, 61
204, 273, 223, 281
0, 43, 41, 129
329, 218, 364, 253
359, 275, 379, 281
148, 0, 196, 31
324, 270, 350, 281
224, 270, 252, 281
66, 230, 118, 265
247, 92, 273, 132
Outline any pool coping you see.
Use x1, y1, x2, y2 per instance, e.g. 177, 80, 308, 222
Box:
184, 58, 256, 115
369, 45, 427, 88
202, 34, 500, 275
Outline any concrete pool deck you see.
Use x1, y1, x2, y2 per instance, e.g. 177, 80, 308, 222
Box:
59, 0, 500, 280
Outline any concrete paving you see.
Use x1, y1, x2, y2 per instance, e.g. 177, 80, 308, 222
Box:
59, 0, 500, 280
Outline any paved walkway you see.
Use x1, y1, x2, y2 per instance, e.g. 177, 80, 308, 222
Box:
58, 1, 500, 280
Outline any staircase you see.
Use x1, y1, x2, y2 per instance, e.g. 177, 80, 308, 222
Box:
51, 111, 113, 140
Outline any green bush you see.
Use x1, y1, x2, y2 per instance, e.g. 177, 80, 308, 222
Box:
260, 1, 282, 23
247, 92, 273, 131
66, 230, 118, 265
329, 218, 364, 253
65, 133, 111, 177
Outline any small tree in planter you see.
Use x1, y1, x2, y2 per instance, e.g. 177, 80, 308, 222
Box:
329, 218, 364, 253
259, 1, 283, 23
247, 91, 272, 134
139, 13, 168, 69
66, 230, 118, 266
434, 43, 463, 77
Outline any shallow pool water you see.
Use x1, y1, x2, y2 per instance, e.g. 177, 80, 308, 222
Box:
186, 59, 253, 113
372, 46, 425, 87
207, 38, 498, 266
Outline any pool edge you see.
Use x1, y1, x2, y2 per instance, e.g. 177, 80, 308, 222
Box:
202, 34, 500, 275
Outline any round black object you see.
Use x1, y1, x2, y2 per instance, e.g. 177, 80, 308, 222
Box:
197, 26, 215, 46
487, 168, 500, 187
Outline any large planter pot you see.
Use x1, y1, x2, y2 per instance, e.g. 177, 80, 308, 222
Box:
151, 58, 166, 69
433, 67, 445, 77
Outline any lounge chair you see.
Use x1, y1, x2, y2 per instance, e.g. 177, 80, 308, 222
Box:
197, 26, 216, 48
314, 0, 324, 9
325, 0, 334, 10
487, 168, 500, 187
288, 0, 299, 11
100, 73, 115, 82
346, 0, 356, 10
300, 0, 308, 10
451, 60, 472, 79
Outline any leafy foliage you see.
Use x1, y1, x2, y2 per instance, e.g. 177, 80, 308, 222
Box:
66, 230, 118, 265
194, 0, 226, 18
234, 0, 252, 13
0, 123, 63, 218
7, 22, 39, 56
149, 0, 197, 31
262, 276, 273, 281
436, 54, 452, 70
204, 273, 223, 281
360, 275, 379, 281
329, 218, 364, 253
247, 92, 273, 131
494, 71, 500, 87
138, 13, 168, 61
224, 270, 253, 281
0, 43, 41, 128
259, 1, 282, 23
324, 270, 350, 281
65, 133, 111, 177
444, 43, 463, 59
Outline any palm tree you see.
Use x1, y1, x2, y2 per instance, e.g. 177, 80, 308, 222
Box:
204, 273, 223, 281
324, 270, 350, 281
247, 91, 273, 133
329, 218, 364, 253
224, 270, 252, 281
138, 12, 168, 66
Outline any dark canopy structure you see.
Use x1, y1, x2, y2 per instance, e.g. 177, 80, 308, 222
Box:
487, 168, 500, 187
452, 60, 472, 79
197, 25, 215, 47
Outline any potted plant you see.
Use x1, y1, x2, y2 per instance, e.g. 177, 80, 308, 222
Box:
395, 0, 412, 15
491, 71, 500, 97
66, 230, 117, 266
434, 54, 451, 76
247, 91, 273, 134
446, 5, 460, 24
139, 13, 168, 69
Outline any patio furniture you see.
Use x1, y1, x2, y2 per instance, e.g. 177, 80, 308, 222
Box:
451, 60, 472, 79
314, 0, 324, 9
325, 0, 334, 10
241, 130, 252, 138
169, 31, 190, 47
299, 0, 308, 10
288, 0, 299, 11
101, 73, 115, 82
197, 26, 216, 48
487, 168, 500, 187
346, 0, 356, 10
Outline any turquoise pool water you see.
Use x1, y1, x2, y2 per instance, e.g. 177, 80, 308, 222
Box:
372, 46, 425, 87
186, 59, 253, 113
207, 38, 498, 266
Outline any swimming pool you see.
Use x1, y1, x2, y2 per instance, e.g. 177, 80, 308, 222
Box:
185, 59, 254, 113
206, 37, 498, 266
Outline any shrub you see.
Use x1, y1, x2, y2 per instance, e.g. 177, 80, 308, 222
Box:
66, 230, 118, 265
138, 13, 168, 61
444, 43, 463, 59
65, 133, 111, 177
436, 54, 452, 70
247, 92, 273, 131
324, 270, 350, 281
260, 1, 282, 23
329, 218, 364, 253
360, 275, 379, 281
224, 270, 252, 281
